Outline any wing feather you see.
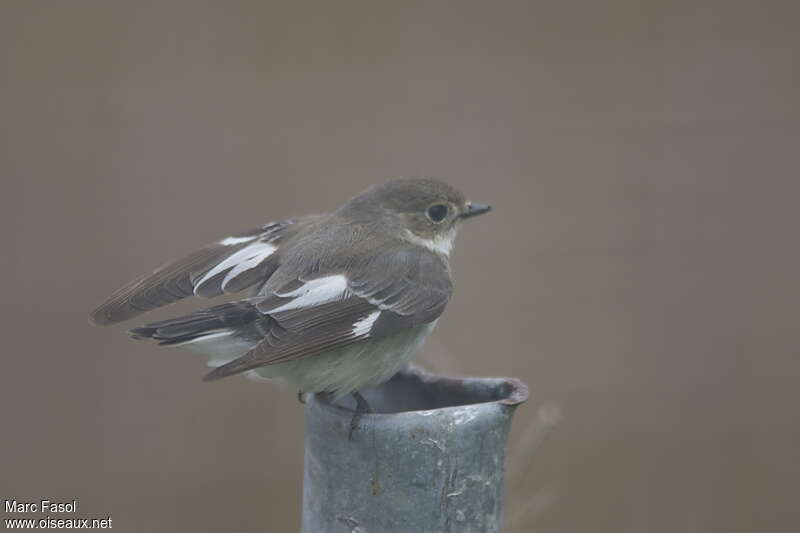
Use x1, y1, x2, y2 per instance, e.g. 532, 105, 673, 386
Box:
203, 244, 452, 381
90, 219, 304, 325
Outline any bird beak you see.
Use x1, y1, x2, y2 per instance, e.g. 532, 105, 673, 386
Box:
461, 202, 492, 219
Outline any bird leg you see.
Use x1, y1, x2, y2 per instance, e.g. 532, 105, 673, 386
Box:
348, 391, 373, 440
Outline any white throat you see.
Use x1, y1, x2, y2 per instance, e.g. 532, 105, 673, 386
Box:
404, 227, 458, 256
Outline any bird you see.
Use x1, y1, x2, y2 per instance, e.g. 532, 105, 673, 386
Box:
90, 178, 490, 421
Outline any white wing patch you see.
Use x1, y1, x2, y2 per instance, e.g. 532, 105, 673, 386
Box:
270, 275, 348, 313
194, 241, 277, 293
220, 235, 258, 246
352, 310, 380, 336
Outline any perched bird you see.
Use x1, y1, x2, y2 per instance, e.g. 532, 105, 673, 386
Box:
90, 178, 490, 416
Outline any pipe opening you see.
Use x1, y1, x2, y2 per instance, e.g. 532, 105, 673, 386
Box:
323, 366, 528, 414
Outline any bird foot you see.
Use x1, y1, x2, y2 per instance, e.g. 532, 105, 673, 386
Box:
348, 391, 373, 440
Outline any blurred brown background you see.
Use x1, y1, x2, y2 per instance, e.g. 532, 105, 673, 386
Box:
2, 1, 798, 531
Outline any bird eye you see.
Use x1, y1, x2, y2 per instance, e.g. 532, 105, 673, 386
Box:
426, 204, 449, 222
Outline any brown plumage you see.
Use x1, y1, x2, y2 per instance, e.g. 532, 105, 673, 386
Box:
90, 178, 490, 393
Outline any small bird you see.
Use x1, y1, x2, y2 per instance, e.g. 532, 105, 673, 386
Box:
90, 178, 490, 416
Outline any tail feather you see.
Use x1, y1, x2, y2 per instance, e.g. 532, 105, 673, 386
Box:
129, 301, 261, 345
129, 301, 267, 367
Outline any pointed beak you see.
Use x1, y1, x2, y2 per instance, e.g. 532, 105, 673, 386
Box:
461, 202, 492, 219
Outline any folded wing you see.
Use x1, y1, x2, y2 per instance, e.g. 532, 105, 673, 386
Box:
90, 219, 308, 326
203, 245, 452, 380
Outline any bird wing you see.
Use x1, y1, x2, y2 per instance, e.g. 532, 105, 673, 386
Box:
90, 217, 319, 326
202, 244, 452, 381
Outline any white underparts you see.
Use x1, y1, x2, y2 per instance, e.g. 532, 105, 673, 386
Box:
170, 329, 257, 367
249, 320, 439, 397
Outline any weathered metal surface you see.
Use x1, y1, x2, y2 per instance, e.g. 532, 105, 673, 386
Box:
301, 365, 528, 533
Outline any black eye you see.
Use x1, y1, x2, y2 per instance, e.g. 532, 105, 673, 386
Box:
426, 204, 449, 222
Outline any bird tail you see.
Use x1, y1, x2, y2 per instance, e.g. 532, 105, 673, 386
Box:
128, 300, 267, 369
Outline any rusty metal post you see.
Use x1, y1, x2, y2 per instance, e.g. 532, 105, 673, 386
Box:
301, 365, 528, 532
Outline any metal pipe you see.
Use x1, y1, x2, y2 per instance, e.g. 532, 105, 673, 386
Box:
302, 365, 529, 532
